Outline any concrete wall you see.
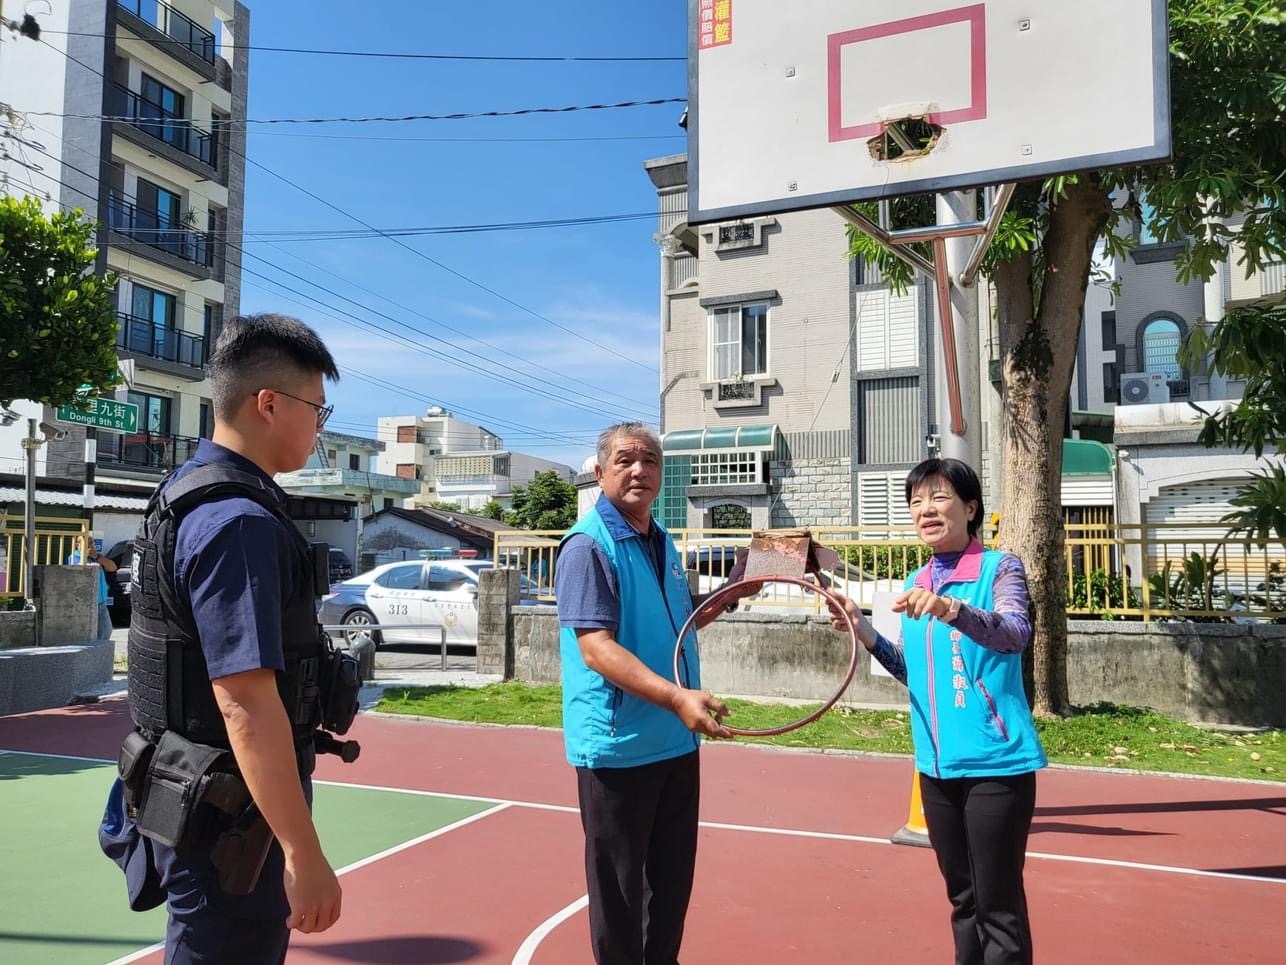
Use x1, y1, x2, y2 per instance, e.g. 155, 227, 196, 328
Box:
485, 595, 1286, 727
33, 565, 98, 645
0, 610, 36, 650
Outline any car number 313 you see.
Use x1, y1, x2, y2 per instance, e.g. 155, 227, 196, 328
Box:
387, 603, 409, 617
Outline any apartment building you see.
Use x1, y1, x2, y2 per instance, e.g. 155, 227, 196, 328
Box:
275, 431, 420, 519
434, 449, 575, 513
376, 407, 503, 507
0, 0, 249, 500
1071, 205, 1285, 531
646, 153, 948, 531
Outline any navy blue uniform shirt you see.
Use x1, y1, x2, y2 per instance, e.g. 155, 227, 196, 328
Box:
169, 439, 298, 681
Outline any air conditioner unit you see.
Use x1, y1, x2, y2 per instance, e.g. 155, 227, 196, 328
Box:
1120, 372, 1171, 405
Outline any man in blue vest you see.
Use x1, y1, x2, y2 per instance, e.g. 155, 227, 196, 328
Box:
556, 421, 745, 965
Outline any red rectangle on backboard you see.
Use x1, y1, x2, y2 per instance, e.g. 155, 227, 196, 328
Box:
827, 3, 986, 142
700, 0, 733, 50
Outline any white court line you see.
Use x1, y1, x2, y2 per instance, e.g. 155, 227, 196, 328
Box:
5, 748, 1285, 891
511, 894, 589, 965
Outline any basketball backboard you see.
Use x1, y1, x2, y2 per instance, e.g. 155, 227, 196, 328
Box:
688, 0, 1171, 224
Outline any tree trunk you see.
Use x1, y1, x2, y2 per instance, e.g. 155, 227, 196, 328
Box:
994, 178, 1111, 717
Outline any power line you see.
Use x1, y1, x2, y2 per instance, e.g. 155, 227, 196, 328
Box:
31, 36, 661, 375
41, 29, 684, 62
18, 97, 688, 127
246, 131, 684, 143
12, 123, 660, 414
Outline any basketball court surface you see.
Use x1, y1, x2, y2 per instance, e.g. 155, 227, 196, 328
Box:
2, 700, 1283, 964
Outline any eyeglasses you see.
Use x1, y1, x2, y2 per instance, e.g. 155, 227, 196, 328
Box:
252, 389, 334, 429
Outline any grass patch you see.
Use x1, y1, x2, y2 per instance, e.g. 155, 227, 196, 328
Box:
376, 685, 1284, 782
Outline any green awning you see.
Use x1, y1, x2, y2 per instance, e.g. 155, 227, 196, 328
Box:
663, 424, 778, 452
1062, 438, 1113, 476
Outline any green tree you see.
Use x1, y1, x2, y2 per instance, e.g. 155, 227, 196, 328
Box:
477, 499, 507, 521
0, 196, 118, 408
848, 1, 1283, 715
427, 501, 462, 512
1180, 301, 1286, 542
505, 470, 577, 530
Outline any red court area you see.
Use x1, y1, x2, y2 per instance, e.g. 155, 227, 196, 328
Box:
4, 701, 1285, 964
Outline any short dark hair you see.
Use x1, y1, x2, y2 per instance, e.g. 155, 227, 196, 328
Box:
207, 313, 339, 419
904, 458, 984, 537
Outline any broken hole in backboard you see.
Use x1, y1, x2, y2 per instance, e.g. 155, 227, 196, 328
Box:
868, 116, 946, 162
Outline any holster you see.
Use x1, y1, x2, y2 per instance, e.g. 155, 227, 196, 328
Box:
210, 804, 274, 895
319, 643, 362, 735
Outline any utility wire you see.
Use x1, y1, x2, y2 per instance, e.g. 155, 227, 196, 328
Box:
245, 131, 684, 143
39, 29, 684, 62
18, 97, 688, 126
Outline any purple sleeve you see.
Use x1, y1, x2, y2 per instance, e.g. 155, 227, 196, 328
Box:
871, 632, 908, 685
948, 553, 1033, 653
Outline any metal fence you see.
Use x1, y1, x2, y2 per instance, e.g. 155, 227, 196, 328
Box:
1, 516, 92, 600
494, 522, 1286, 623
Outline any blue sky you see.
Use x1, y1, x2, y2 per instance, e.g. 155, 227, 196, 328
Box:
236, 0, 689, 469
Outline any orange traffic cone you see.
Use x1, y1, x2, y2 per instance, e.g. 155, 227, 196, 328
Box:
890, 771, 931, 847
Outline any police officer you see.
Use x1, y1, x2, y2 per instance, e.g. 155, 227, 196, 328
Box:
107, 313, 344, 962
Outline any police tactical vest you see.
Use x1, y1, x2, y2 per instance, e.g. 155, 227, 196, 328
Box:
127, 464, 323, 747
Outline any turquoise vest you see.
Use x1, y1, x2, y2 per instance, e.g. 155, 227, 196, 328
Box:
901, 543, 1047, 779
558, 497, 700, 768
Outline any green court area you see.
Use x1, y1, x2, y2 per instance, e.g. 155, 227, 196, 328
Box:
0, 752, 496, 965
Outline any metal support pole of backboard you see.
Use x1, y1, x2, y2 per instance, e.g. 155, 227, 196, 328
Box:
831, 183, 1015, 460
936, 191, 981, 463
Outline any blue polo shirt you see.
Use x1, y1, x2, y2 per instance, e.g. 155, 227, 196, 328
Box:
167, 439, 299, 681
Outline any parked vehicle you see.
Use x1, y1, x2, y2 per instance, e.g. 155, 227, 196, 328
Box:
104, 540, 135, 625
327, 547, 353, 585
318, 558, 500, 650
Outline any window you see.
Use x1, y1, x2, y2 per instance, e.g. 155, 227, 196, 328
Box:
1138, 191, 1161, 246
327, 449, 337, 465
136, 179, 181, 229
692, 451, 761, 486
427, 565, 468, 592
857, 472, 914, 529
124, 283, 176, 357
654, 455, 692, 531
858, 287, 918, 371
711, 304, 768, 381
348, 454, 361, 471
1100, 311, 1117, 351
375, 564, 422, 590
126, 391, 171, 434
1103, 363, 1119, 404
718, 223, 755, 244
139, 73, 185, 149
199, 402, 212, 439
1142, 317, 1183, 382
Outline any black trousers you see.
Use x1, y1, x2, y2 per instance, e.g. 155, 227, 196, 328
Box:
920, 771, 1037, 965
576, 750, 700, 965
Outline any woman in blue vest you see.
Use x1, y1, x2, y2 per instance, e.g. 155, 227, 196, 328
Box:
831, 457, 1045, 965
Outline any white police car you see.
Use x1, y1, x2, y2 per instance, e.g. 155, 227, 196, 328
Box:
319, 558, 493, 650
